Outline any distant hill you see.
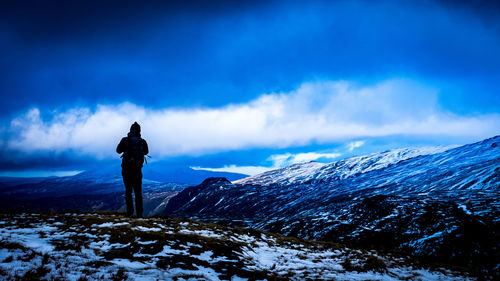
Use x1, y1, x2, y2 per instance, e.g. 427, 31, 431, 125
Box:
75, 162, 248, 184
0, 164, 247, 215
0, 176, 53, 187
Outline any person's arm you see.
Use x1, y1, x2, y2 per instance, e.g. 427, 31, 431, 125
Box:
143, 139, 149, 155
116, 137, 127, 154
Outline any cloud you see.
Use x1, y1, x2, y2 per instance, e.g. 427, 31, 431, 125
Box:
4, 78, 500, 161
268, 152, 342, 167
191, 151, 341, 176
191, 165, 272, 176
348, 140, 365, 151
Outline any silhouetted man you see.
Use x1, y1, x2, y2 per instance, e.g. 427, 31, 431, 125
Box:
116, 122, 149, 218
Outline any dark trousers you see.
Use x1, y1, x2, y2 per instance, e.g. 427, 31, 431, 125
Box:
122, 167, 143, 217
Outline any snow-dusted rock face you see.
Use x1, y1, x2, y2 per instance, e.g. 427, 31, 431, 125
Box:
234, 161, 327, 186
234, 145, 456, 186
0, 212, 472, 280
164, 136, 500, 277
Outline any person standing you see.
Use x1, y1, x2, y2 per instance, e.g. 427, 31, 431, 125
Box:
116, 122, 149, 218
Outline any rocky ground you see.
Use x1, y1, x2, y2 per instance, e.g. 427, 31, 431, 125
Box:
0, 212, 473, 281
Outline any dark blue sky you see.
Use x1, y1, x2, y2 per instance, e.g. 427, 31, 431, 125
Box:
1, 0, 499, 176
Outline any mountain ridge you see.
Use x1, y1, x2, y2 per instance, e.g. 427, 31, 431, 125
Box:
234, 144, 459, 186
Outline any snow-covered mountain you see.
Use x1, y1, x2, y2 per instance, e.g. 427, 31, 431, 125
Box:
163, 136, 500, 277
234, 145, 456, 186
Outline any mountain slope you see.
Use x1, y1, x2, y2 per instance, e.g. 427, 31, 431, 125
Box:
163, 136, 500, 277
0, 212, 472, 280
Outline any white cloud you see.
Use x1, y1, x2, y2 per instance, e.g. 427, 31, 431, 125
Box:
348, 140, 366, 151
4, 78, 500, 159
268, 152, 342, 167
191, 165, 273, 176
193, 151, 342, 176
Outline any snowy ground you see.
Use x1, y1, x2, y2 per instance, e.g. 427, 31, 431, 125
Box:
0, 212, 472, 280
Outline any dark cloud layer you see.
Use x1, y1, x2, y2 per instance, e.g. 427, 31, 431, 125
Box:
438, 0, 500, 24
1, 0, 499, 115
0, 0, 271, 113
0, 0, 272, 43
1, 0, 499, 172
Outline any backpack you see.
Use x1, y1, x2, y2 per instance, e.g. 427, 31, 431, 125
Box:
124, 136, 145, 166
